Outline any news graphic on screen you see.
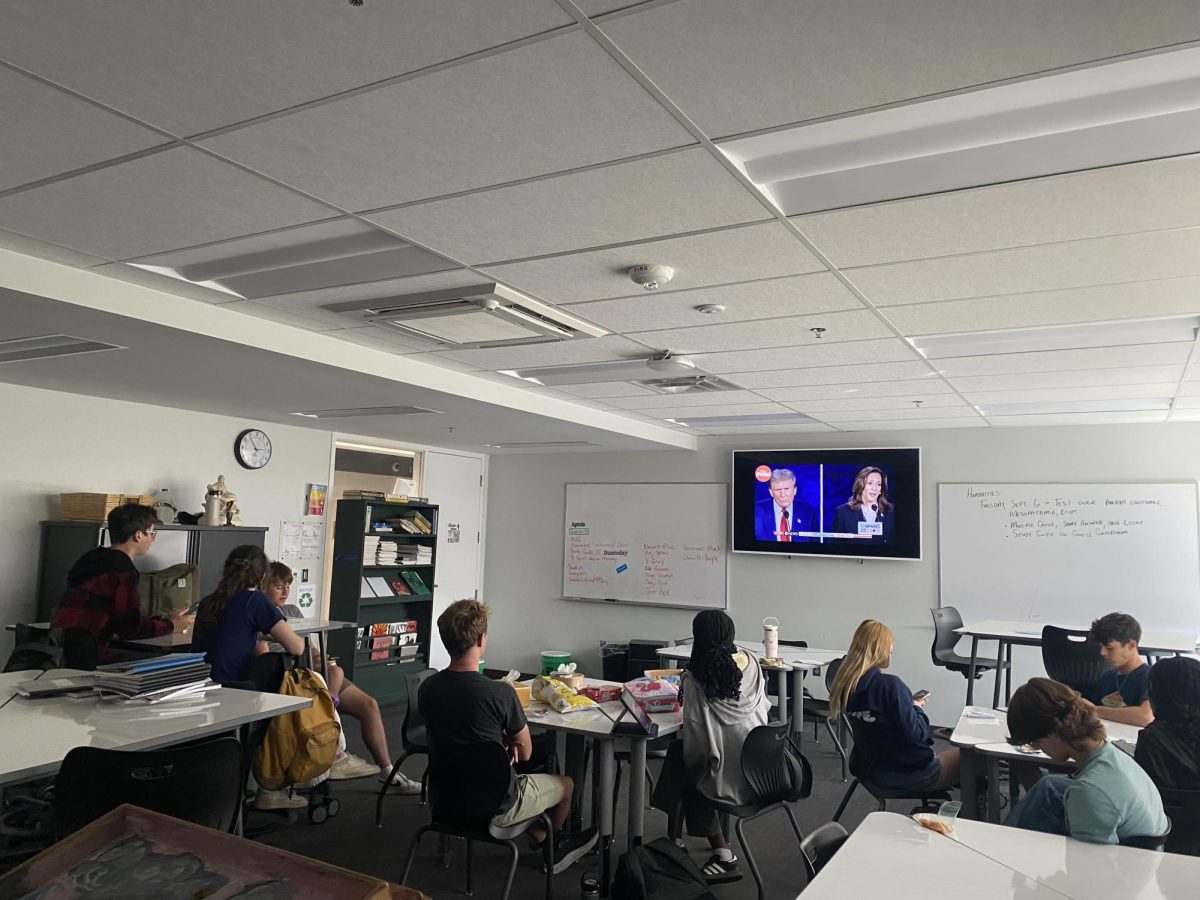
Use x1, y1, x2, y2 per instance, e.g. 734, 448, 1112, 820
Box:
731, 448, 922, 560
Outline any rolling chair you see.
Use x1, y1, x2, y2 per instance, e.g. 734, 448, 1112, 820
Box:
1041, 626, 1107, 698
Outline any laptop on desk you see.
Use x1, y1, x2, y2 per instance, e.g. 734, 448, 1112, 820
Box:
611, 689, 660, 737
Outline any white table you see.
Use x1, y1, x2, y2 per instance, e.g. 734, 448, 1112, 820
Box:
656, 641, 843, 741
949, 705, 1141, 822
800, 812, 1066, 898
955, 619, 1199, 706
523, 677, 681, 897
0, 668, 310, 787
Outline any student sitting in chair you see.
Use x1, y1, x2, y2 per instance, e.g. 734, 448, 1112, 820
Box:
830, 619, 960, 794
1005, 677, 1167, 844
259, 562, 420, 794
1135, 655, 1200, 790
678, 609, 769, 884
1084, 612, 1154, 727
418, 599, 597, 874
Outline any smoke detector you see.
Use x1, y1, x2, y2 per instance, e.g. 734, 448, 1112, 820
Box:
628, 264, 675, 291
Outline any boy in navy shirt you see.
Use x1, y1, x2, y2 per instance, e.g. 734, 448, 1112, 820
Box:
1085, 612, 1153, 727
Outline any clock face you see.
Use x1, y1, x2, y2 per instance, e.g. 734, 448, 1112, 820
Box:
235, 429, 272, 469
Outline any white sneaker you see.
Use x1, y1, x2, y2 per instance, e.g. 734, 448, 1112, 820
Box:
379, 767, 422, 794
329, 753, 382, 781
253, 788, 307, 810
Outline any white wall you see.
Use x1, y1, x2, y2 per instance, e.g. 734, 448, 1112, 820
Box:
482, 423, 1200, 726
0, 382, 334, 657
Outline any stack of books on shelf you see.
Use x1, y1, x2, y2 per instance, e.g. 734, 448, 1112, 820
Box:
344, 490, 430, 503
362, 536, 400, 565
392, 511, 433, 535
93, 653, 216, 704
394, 545, 433, 566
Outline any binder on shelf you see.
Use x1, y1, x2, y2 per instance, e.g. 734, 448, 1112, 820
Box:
400, 570, 431, 595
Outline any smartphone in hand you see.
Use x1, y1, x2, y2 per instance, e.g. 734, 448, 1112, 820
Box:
913, 689, 931, 703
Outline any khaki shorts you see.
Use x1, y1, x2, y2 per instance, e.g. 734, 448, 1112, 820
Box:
491, 773, 565, 827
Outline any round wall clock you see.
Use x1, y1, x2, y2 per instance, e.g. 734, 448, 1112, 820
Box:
234, 429, 272, 470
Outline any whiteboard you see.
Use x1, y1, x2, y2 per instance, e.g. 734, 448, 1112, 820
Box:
563, 483, 727, 609
939, 483, 1200, 631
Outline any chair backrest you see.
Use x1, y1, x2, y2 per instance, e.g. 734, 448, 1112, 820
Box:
1041, 626, 1107, 697
428, 740, 514, 828
842, 711, 881, 781
402, 667, 437, 752
60, 627, 99, 671
780, 639, 808, 649
824, 656, 844, 693
4, 624, 62, 673
930, 606, 964, 665
740, 722, 812, 805
1119, 817, 1171, 852
800, 821, 849, 879
53, 737, 242, 838
242, 650, 287, 692
1159, 788, 1200, 855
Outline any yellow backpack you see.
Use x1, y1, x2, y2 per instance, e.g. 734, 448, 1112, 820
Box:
254, 668, 341, 790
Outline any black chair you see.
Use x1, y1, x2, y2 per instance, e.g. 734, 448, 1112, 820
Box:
1120, 818, 1172, 852
832, 714, 951, 823
802, 656, 850, 781
675, 722, 812, 900
1159, 788, 1200, 856
799, 821, 849, 880
1041, 626, 1107, 698
401, 742, 553, 900
930, 607, 1007, 681
3, 625, 98, 673
52, 737, 242, 838
376, 667, 436, 827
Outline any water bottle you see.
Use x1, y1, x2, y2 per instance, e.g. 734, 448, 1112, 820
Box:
763, 616, 780, 659
580, 871, 600, 898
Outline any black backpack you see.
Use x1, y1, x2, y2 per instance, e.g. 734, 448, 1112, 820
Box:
612, 838, 718, 900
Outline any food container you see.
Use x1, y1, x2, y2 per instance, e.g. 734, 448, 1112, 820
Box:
579, 684, 622, 703
624, 677, 681, 713
510, 682, 532, 708
540, 650, 572, 675
554, 672, 585, 690
642, 668, 684, 684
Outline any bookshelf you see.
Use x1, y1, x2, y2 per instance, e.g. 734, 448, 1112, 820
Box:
326, 497, 439, 707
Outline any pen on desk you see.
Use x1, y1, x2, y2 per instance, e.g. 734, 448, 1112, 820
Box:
602, 598, 618, 602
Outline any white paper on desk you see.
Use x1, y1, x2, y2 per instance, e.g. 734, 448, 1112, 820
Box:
301, 521, 323, 558
965, 708, 998, 719
280, 521, 303, 558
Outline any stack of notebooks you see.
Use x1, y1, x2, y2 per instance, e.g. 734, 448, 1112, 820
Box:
94, 653, 216, 704
362, 536, 400, 565
344, 490, 430, 503
394, 545, 432, 566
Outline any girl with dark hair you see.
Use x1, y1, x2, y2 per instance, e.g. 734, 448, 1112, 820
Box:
679, 609, 769, 883
1136, 656, 1200, 790
830, 466, 894, 542
1005, 677, 1167, 843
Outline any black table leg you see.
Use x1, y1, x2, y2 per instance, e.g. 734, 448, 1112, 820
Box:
966, 636, 980, 706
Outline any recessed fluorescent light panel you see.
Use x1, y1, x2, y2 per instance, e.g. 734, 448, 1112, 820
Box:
0, 333, 124, 363
483, 441, 604, 449
128, 219, 455, 299
290, 406, 441, 419
913, 316, 1200, 360
720, 46, 1200, 214
500, 355, 697, 387
665, 412, 819, 428
977, 399, 1173, 417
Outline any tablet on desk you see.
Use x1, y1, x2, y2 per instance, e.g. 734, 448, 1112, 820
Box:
614, 689, 659, 737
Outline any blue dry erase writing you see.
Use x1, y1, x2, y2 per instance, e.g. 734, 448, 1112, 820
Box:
616, 563, 628, 574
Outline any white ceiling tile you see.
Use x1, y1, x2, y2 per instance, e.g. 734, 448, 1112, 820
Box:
482, 221, 824, 304
0, 67, 165, 191
0, 0, 573, 134
691, 338, 919, 375
696, 423, 838, 435
628, 309, 891, 354
367, 149, 770, 264
553, 382, 658, 399
884, 278, 1200, 337
203, 33, 693, 211
600, 0, 1200, 138
89, 262, 244, 305
639, 402, 789, 420
224, 300, 340, 332
0, 148, 332, 260
565, 273, 861, 332
798, 155, 1200, 267
758, 378, 957, 402
988, 411, 1169, 427
848, 228, 1200, 307
727, 360, 939, 389
0, 227, 109, 267
1168, 409, 1200, 421
780, 395, 967, 413
436, 334, 654, 370
949, 366, 1182, 393
1175, 397, 1200, 408
831, 417, 987, 431
609, 390, 768, 411
933, 343, 1196, 378
814, 406, 980, 423
963, 383, 1181, 405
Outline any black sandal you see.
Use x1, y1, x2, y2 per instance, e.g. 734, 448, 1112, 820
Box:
701, 854, 742, 883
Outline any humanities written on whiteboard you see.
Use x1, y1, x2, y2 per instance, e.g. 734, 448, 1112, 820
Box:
965, 485, 1163, 540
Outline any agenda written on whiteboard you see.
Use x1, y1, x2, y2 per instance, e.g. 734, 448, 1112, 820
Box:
965, 486, 1163, 539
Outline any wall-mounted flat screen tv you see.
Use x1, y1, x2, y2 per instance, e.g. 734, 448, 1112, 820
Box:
731, 448, 922, 560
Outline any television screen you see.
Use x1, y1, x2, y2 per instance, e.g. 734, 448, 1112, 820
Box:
731, 448, 922, 560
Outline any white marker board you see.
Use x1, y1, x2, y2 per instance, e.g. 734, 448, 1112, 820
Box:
939, 483, 1200, 631
563, 483, 727, 609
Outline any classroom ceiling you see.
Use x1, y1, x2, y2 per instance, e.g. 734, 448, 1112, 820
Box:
2, 0, 1200, 447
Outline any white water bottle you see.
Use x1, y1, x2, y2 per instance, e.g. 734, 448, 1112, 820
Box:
763, 617, 779, 659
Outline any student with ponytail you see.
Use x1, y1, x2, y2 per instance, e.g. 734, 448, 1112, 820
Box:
1005, 677, 1167, 843
678, 609, 769, 883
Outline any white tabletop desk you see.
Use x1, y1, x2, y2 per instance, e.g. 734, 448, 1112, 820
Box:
955, 619, 1199, 706
0, 669, 310, 787
657, 642, 843, 742
950, 705, 1141, 822
524, 677, 681, 897
799, 812, 1065, 899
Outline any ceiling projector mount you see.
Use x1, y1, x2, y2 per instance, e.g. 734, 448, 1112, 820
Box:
628, 264, 675, 291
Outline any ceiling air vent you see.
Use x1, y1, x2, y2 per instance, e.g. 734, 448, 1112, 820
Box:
642, 375, 739, 395
323, 283, 607, 349
0, 334, 124, 364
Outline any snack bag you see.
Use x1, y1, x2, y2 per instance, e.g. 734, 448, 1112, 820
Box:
532, 675, 596, 713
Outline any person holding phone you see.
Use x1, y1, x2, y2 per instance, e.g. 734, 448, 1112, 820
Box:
830, 619, 958, 792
